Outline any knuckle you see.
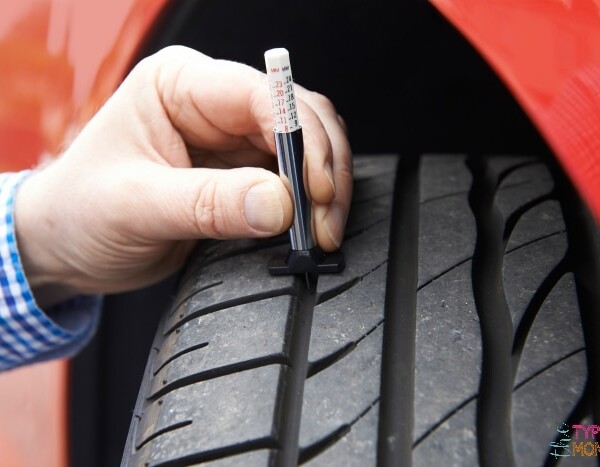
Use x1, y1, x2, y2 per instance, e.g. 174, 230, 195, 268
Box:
193, 178, 225, 238
309, 90, 334, 110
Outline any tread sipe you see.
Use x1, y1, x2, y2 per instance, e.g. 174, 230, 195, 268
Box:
122, 154, 599, 467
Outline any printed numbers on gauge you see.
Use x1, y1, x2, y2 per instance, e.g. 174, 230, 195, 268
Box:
265, 49, 301, 133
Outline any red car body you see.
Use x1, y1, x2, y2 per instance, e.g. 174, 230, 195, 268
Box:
430, 0, 600, 232
0, 3, 169, 465
0, 1, 598, 465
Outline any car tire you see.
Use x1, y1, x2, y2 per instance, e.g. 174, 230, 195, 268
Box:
121, 153, 599, 467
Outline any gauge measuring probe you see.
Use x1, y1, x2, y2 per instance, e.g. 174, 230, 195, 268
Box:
264, 47, 345, 279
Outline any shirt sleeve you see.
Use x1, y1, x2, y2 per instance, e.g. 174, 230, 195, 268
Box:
0, 171, 101, 371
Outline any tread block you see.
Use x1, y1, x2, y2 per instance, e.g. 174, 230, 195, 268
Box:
415, 262, 481, 441
164, 250, 295, 332
149, 296, 293, 398
300, 326, 383, 449
309, 265, 387, 364
303, 402, 378, 466
132, 366, 282, 466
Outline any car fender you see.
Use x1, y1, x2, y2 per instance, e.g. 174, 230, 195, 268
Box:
429, 0, 600, 223
0, 2, 167, 466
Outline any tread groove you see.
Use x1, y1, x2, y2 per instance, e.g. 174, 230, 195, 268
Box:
503, 193, 556, 241
413, 395, 477, 448
152, 342, 209, 376
511, 257, 570, 378
343, 216, 390, 243
417, 173, 554, 210
417, 257, 471, 291
315, 278, 361, 306
168, 281, 223, 318
135, 421, 193, 450
513, 348, 585, 392
150, 438, 279, 467
353, 192, 393, 206
421, 189, 470, 205
147, 355, 288, 401
271, 278, 318, 467
497, 160, 544, 185
377, 155, 420, 467
193, 236, 289, 270
306, 318, 384, 378
298, 398, 379, 464
417, 230, 566, 293
505, 230, 566, 256
164, 288, 295, 334
316, 260, 387, 305
467, 155, 516, 467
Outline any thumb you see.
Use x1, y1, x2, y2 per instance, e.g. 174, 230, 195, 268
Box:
125, 164, 293, 241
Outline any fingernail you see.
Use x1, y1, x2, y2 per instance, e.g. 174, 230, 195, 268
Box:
244, 182, 284, 233
325, 204, 344, 249
325, 163, 336, 195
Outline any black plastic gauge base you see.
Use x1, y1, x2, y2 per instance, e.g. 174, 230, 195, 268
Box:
268, 247, 345, 275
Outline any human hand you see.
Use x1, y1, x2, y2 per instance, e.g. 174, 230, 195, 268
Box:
13, 46, 352, 307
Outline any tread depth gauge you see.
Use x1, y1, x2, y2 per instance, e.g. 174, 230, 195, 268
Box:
264, 47, 345, 279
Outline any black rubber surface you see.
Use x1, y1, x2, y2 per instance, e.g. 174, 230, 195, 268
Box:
121, 154, 599, 467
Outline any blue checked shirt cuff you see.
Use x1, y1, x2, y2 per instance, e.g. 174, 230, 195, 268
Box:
0, 171, 101, 371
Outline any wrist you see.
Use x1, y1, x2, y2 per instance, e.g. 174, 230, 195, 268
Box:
13, 169, 78, 308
